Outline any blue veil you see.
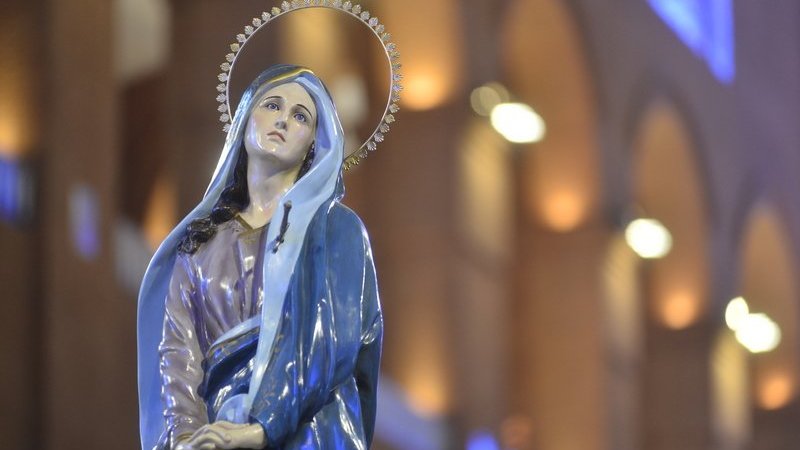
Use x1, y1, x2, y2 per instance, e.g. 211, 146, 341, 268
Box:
136, 65, 345, 450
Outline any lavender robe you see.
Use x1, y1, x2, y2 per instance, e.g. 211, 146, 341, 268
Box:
157, 203, 382, 449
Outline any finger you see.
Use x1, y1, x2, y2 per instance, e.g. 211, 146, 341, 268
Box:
196, 424, 232, 439
188, 425, 212, 441
190, 432, 227, 448
186, 428, 207, 446
209, 427, 233, 443
188, 429, 231, 447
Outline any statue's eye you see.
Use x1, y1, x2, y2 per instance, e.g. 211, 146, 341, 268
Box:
265, 102, 279, 111
294, 112, 308, 123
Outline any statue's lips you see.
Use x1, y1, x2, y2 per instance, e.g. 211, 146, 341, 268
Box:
267, 131, 286, 142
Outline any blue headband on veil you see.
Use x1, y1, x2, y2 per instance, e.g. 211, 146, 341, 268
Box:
136, 64, 345, 450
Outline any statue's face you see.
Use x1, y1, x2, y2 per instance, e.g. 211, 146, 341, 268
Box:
244, 82, 317, 169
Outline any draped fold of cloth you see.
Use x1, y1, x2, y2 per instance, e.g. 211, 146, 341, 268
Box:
156, 203, 382, 450
247, 204, 383, 449
139, 65, 381, 450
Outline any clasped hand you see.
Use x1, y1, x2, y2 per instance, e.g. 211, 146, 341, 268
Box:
175, 421, 266, 450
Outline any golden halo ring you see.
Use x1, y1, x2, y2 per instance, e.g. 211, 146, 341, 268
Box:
216, 0, 402, 170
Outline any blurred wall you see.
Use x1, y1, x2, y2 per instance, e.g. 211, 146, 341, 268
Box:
2, 1, 800, 450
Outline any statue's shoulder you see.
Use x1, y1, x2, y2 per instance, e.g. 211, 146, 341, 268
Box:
327, 202, 367, 236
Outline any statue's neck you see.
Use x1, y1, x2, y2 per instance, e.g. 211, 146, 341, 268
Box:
239, 155, 300, 229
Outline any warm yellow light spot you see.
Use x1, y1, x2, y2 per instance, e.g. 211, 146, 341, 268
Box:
0, 90, 33, 156
724, 297, 782, 353
0, 27, 35, 156
725, 297, 750, 331
402, 71, 450, 111
659, 291, 699, 329
540, 188, 586, 232
625, 218, 673, 259
490, 103, 546, 144
735, 313, 781, 354
0, 63, 34, 158
0, 122, 20, 157
380, 0, 464, 111
143, 173, 177, 250
757, 371, 794, 410
405, 378, 447, 418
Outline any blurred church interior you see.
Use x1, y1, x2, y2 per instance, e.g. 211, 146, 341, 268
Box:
2, 0, 800, 449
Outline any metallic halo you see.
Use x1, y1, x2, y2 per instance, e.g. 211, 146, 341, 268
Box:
216, 0, 402, 170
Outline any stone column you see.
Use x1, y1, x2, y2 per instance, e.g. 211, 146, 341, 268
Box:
752, 401, 800, 450
0, 3, 44, 448
41, 0, 129, 448
514, 226, 612, 450
642, 318, 714, 450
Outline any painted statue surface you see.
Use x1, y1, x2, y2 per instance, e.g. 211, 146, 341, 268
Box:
137, 65, 383, 450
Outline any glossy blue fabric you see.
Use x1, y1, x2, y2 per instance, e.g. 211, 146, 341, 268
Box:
137, 65, 382, 449
254, 202, 381, 448
199, 203, 382, 449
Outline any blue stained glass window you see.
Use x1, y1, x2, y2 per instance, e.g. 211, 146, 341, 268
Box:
647, 0, 735, 83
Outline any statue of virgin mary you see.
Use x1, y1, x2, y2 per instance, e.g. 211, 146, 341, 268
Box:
137, 65, 383, 450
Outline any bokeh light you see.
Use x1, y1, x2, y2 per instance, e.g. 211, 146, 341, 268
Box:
466, 431, 500, 450
725, 297, 750, 331
725, 298, 782, 354
624, 218, 673, 259
757, 371, 794, 410
402, 71, 450, 110
490, 103, 546, 144
660, 290, 700, 330
735, 313, 781, 354
470, 83, 510, 117
540, 188, 587, 232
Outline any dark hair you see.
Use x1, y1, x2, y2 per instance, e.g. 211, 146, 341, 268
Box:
178, 142, 316, 254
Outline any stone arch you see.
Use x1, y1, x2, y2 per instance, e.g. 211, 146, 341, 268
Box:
738, 204, 800, 411
632, 97, 712, 450
633, 97, 710, 329
502, 0, 600, 232
502, 1, 605, 449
